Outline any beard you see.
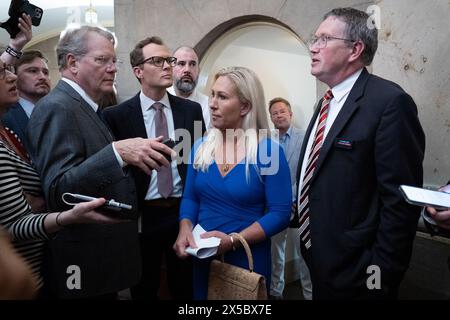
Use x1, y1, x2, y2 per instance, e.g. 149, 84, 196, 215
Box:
175, 78, 197, 95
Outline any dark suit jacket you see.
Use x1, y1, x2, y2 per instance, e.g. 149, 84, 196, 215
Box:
2, 102, 30, 149
296, 68, 425, 299
104, 92, 206, 217
27, 80, 141, 298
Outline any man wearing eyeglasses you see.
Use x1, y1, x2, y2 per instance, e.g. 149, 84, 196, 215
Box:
295, 7, 425, 299
27, 26, 174, 299
2, 50, 50, 150
104, 36, 205, 300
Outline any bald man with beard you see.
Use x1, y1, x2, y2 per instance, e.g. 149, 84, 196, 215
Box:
168, 46, 210, 128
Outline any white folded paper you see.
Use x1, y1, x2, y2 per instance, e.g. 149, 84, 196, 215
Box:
185, 224, 221, 259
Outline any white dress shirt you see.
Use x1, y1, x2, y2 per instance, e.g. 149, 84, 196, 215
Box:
168, 86, 210, 128
18, 97, 34, 118
140, 91, 182, 200
297, 69, 363, 205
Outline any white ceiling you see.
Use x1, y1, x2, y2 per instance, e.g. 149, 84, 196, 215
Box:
0, 0, 114, 46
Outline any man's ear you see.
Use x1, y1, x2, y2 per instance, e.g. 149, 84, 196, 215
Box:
348, 41, 365, 63
240, 102, 251, 117
133, 66, 143, 80
67, 54, 78, 74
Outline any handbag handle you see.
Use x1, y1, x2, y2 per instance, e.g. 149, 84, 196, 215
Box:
228, 232, 255, 272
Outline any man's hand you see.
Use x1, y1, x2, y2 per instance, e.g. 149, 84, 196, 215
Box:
426, 207, 450, 230
114, 136, 176, 175
426, 184, 450, 230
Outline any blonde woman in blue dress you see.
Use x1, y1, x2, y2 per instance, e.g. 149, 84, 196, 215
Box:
173, 66, 291, 299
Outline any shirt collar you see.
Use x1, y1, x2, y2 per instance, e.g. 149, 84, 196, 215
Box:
140, 91, 171, 114
330, 68, 363, 104
62, 77, 99, 112
167, 85, 197, 100
18, 97, 34, 118
284, 126, 292, 138
187, 88, 199, 101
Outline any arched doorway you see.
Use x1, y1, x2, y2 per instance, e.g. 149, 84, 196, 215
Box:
196, 21, 316, 131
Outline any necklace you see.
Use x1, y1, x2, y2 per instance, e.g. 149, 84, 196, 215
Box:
0, 126, 31, 163
222, 164, 230, 172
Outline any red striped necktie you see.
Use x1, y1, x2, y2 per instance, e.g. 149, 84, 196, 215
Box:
298, 89, 333, 250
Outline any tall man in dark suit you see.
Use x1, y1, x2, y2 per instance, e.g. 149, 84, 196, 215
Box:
295, 7, 425, 299
27, 26, 173, 299
2, 50, 50, 148
104, 37, 205, 300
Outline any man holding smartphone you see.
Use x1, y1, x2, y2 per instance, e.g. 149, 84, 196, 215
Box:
104, 36, 205, 300
27, 26, 173, 299
424, 182, 450, 236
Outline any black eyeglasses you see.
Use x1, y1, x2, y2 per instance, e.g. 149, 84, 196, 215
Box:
0, 64, 16, 80
138, 56, 177, 68
308, 35, 356, 49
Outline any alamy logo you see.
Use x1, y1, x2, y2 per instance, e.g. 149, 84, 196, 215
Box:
66, 265, 81, 290
366, 265, 381, 290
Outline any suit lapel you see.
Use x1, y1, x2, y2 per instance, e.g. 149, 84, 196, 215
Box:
312, 69, 369, 180
127, 93, 148, 138
169, 93, 184, 130
10, 103, 29, 140
14, 103, 29, 128
57, 80, 113, 141
296, 101, 321, 183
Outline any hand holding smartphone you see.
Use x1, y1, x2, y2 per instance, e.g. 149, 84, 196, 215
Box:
161, 138, 176, 162
1, 0, 43, 38
399, 185, 450, 210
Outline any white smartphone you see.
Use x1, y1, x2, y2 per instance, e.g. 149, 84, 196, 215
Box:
399, 185, 450, 210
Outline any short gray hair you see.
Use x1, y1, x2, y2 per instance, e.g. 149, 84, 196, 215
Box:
56, 25, 115, 70
324, 7, 378, 65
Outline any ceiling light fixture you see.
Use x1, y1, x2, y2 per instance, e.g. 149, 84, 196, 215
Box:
85, 0, 98, 24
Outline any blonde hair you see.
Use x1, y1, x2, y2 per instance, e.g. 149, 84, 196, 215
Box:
194, 66, 269, 179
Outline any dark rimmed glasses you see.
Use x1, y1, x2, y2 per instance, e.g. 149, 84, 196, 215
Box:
138, 56, 177, 68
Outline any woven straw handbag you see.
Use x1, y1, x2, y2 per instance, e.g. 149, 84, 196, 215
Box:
207, 232, 267, 300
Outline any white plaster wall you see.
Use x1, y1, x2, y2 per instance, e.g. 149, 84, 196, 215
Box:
20, 0, 448, 283
114, 0, 361, 99
375, 0, 450, 186
28, 1, 447, 187
113, 0, 449, 283
204, 44, 315, 131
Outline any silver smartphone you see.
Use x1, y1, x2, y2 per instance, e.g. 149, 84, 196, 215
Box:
399, 185, 450, 210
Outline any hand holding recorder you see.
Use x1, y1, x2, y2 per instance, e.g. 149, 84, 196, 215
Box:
62, 193, 133, 212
